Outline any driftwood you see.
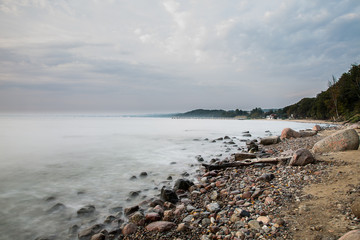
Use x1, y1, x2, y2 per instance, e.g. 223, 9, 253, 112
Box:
202, 157, 291, 171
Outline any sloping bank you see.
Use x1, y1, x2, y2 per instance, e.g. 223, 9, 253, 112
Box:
77, 123, 360, 240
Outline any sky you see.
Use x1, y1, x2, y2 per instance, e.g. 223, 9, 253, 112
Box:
0, 0, 359, 113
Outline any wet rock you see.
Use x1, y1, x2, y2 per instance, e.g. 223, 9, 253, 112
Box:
312, 129, 359, 153
122, 223, 137, 235
196, 155, 205, 162
160, 187, 178, 204
46, 203, 66, 214
338, 230, 360, 240
145, 221, 176, 232
78, 224, 104, 240
129, 211, 145, 225
139, 172, 148, 178
77, 205, 96, 217
246, 140, 258, 151
124, 205, 139, 217
280, 128, 301, 140
174, 179, 194, 191
130, 176, 137, 180
109, 206, 123, 214
289, 148, 315, 166
149, 199, 164, 208
260, 136, 280, 145
129, 191, 140, 198
145, 212, 161, 222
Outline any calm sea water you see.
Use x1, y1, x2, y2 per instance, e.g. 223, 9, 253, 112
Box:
0, 115, 319, 240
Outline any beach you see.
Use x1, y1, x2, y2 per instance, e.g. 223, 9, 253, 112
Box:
75, 122, 360, 240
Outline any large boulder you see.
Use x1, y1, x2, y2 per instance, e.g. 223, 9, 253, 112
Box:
289, 149, 315, 166
280, 128, 301, 140
260, 136, 280, 145
313, 125, 322, 131
338, 230, 360, 240
312, 129, 359, 154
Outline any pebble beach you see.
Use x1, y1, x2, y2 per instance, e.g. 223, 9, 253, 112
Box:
75, 122, 360, 240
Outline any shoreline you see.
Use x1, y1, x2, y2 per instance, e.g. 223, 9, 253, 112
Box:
75, 124, 359, 240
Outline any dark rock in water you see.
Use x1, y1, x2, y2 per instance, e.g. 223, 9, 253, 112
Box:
167, 176, 173, 180
217, 137, 224, 140
130, 176, 137, 180
170, 162, 177, 165
173, 179, 194, 191
104, 215, 116, 224
45, 196, 56, 202
257, 173, 275, 182
139, 172, 148, 178
211, 140, 216, 143
77, 205, 96, 217
34, 236, 57, 240
195, 155, 204, 162
124, 205, 140, 217
246, 140, 258, 151
109, 206, 123, 214
46, 203, 66, 214
181, 172, 189, 177
224, 136, 230, 139
242, 131, 250, 134
78, 224, 104, 240
242, 133, 252, 137
68, 224, 79, 235
160, 187, 178, 204
129, 191, 141, 198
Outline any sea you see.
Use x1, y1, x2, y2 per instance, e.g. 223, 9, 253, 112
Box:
0, 115, 323, 240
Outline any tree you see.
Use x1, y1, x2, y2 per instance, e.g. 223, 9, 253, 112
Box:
328, 75, 339, 120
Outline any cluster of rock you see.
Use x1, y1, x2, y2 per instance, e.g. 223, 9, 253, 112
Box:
72, 123, 360, 240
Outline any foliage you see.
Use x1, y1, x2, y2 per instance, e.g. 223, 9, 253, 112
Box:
282, 64, 360, 121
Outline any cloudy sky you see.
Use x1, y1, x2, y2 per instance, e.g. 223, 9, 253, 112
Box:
0, 0, 359, 113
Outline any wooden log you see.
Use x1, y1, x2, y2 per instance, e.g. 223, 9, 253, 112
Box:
202, 157, 291, 171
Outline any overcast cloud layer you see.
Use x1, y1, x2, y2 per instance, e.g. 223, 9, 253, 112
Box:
0, 0, 359, 113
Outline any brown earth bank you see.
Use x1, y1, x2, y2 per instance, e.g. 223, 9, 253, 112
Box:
75, 125, 360, 240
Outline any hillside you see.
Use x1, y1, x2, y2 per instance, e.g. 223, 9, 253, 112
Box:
283, 64, 360, 122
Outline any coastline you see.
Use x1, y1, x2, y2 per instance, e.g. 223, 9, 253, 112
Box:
75, 124, 359, 240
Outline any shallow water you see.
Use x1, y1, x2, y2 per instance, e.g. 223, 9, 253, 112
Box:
0, 115, 320, 239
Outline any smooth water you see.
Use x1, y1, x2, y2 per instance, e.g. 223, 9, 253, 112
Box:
0, 115, 319, 239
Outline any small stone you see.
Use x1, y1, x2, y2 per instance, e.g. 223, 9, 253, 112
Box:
248, 220, 261, 230
139, 172, 148, 177
257, 216, 270, 225
145, 221, 176, 232
206, 202, 220, 212
210, 191, 218, 200
177, 223, 188, 232
90, 233, 105, 240
145, 212, 161, 222
351, 198, 360, 218
182, 214, 194, 223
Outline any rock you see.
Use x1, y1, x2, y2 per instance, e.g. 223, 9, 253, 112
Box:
248, 220, 261, 230
182, 214, 194, 222
139, 172, 148, 177
299, 130, 317, 137
78, 224, 104, 240
177, 223, 188, 232
312, 129, 359, 153
210, 191, 218, 200
173, 179, 194, 191
90, 233, 105, 240
130, 175, 137, 180
338, 230, 360, 240
174, 204, 185, 216
129, 191, 140, 198
351, 198, 360, 218
260, 136, 280, 145
246, 140, 258, 151
122, 223, 137, 235
145, 212, 161, 222
348, 123, 360, 129
46, 203, 66, 213
163, 210, 174, 221
257, 173, 275, 182
289, 148, 316, 166
232, 153, 256, 161
77, 205, 96, 217
280, 128, 301, 140
257, 216, 270, 225
145, 221, 176, 232
196, 155, 205, 162
313, 125, 322, 131
206, 202, 220, 212
129, 211, 145, 225
124, 205, 139, 217
160, 187, 178, 204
